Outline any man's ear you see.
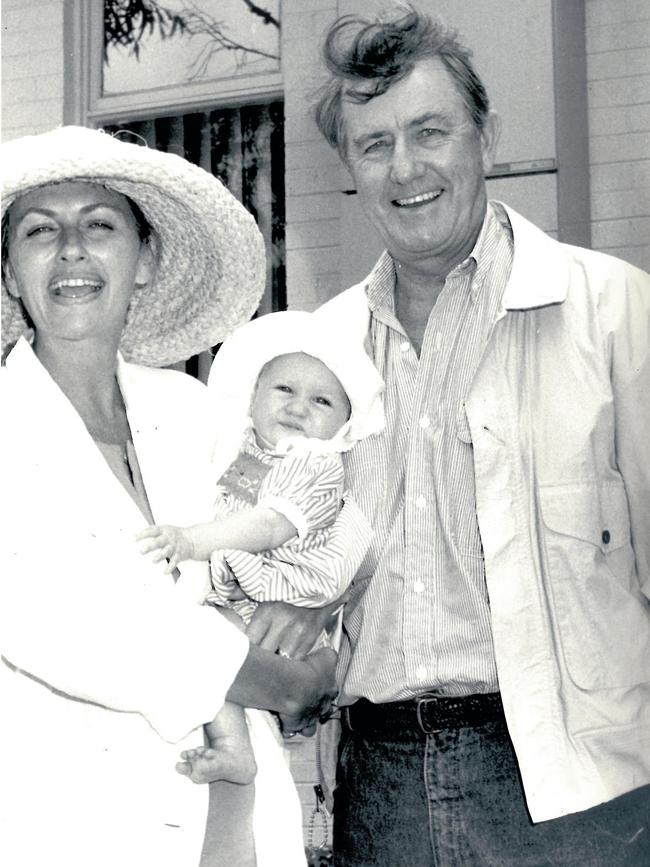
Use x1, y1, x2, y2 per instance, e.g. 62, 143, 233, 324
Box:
480, 111, 502, 175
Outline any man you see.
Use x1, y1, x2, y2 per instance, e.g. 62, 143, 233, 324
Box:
307, 6, 649, 866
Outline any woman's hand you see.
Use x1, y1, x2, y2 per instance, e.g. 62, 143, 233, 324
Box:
136, 525, 193, 572
245, 595, 348, 658
278, 647, 338, 737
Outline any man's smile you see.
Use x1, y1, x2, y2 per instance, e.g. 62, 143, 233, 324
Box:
393, 189, 443, 208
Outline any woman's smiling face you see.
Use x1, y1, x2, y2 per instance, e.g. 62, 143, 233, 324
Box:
4, 181, 154, 349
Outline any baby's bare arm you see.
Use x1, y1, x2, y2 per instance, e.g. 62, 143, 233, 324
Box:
137, 507, 296, 567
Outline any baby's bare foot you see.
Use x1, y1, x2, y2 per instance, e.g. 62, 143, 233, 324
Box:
175, 744, 257, 785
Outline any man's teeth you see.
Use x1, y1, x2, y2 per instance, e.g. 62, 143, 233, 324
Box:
395, 190, 442, 206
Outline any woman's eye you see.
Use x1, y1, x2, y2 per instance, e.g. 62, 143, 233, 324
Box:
87, 221, 113, 231
26, 225, 54, 237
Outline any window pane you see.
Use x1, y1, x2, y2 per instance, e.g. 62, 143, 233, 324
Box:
103, 0, 281, 96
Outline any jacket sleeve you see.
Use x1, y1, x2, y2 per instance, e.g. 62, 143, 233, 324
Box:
602, 260, 650, 599
0, 360, 249, 744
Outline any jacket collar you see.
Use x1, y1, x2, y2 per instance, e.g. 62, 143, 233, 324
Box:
498, 202, 569, 310
355, 201, 570, 313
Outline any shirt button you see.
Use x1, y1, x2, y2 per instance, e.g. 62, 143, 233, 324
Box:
400, 341, 410, 352
416, 666, 427, 681
415, 496, 426, 509
413, 580, 425, 593
419, 416, 430, 429
602, 529, 611, 544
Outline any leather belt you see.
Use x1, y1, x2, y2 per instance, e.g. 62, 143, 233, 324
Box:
342, 692, 504, 736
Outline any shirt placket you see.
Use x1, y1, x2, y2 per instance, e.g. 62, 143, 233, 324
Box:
402, 267, 475, 691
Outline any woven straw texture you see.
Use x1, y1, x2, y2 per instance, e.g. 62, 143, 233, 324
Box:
1, 126, 266, 366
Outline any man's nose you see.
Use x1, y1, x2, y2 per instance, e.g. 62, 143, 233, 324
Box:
389, 140, 425, 185
58, 226, 87, 261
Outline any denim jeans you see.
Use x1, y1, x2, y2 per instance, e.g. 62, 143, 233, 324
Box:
333, 714, 650, 866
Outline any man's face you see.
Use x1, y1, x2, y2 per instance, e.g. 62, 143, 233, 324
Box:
342, 57, 500, 275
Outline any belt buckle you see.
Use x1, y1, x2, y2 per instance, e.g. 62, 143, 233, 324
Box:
415, 693, 441, 735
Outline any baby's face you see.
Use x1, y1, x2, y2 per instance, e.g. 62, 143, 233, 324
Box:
251, 352, 351, 448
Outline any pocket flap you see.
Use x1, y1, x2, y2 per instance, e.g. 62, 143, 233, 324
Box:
539, 482, 630, 553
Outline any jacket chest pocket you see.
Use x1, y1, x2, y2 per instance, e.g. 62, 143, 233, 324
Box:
540, 482, 650, 690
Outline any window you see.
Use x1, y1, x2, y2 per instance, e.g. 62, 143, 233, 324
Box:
64, 0, 285, 375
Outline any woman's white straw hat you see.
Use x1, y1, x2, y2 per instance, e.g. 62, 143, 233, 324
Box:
1, 125, 266, 366
207, 309, 384, 471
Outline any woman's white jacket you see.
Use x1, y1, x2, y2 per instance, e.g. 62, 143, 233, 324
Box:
0, 338, 305, 867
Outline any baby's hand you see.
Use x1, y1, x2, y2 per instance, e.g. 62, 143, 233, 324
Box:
136, 525, 193, 572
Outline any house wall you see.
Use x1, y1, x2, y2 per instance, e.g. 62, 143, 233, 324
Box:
1, 0, 65, 141
585, 0, 650, 271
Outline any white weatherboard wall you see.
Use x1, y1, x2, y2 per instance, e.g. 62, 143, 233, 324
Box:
586, 0, 650, 272
1, 0, 65, 141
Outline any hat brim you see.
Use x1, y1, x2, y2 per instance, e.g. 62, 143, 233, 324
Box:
1, 126, 266, 366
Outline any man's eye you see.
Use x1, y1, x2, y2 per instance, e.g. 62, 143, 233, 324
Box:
420, 127, 444, 139
364, 139, 388, 155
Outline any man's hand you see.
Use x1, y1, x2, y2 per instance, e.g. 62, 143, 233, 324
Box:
245, 595, 348, 658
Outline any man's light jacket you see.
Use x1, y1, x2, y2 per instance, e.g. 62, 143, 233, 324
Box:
318, 204, 650, 823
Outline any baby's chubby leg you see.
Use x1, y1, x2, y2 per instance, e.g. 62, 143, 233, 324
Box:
176, 702, 257, 785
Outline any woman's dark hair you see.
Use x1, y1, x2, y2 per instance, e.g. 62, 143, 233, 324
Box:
314, 5, 490, 157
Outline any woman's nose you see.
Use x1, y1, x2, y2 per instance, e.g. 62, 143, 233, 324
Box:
389, 140, 425, 185
58, 226, 87, 261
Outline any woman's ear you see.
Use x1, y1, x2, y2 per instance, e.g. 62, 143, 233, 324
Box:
135, 236, 157, 286
3, 260, 21, 299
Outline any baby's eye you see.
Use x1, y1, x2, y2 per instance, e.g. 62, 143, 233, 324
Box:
275, 384, 292, 394
314, 396, 332, 408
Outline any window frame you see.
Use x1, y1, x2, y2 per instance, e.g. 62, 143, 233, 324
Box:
63, 0, 283, 127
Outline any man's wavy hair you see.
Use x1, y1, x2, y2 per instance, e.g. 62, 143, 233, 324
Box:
314, 5, 489, 158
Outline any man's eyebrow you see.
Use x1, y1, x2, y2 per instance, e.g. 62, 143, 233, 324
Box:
407, 111, 452, 128
351, 111, 453, 149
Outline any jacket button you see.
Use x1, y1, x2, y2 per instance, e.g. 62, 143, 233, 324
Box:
602, 529, 611, 544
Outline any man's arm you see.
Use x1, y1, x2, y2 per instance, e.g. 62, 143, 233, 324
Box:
245, 596, 347, 658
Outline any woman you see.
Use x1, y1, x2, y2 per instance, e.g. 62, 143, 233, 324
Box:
0, 126, 342, 867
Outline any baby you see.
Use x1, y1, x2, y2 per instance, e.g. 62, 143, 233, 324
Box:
138, 310, 384, 786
